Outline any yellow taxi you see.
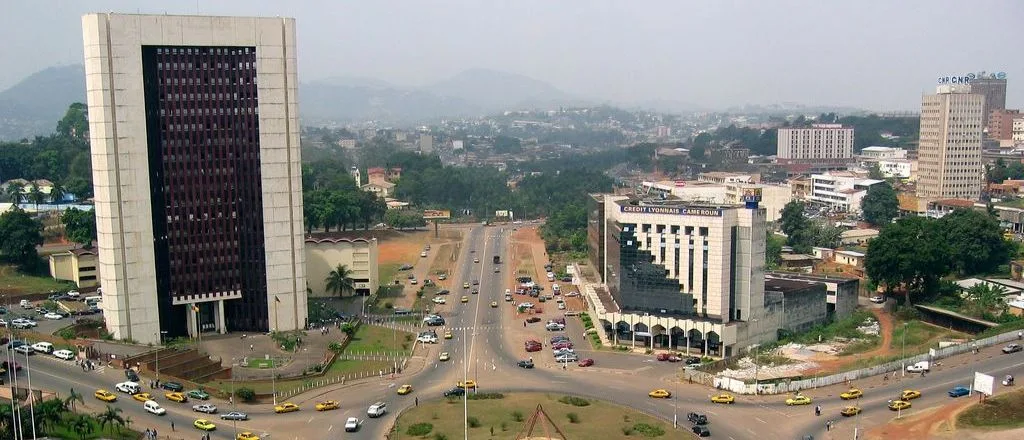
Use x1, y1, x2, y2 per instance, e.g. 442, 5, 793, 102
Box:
457, 380, 477, 389
94, 389, 117, 402
648, 389, 671, 399
491, 301, 498, 308
193, 419, 216, 431
840, 388, 863, 400
710, 393, 735, 404
397, 385, 413, 395
840, 406, 862, 417
461, 296, 469, 303
439, 352, 450, 361
785, 395, 812, 406
132, 392, 152, 403
444, 330, 453, 339
315, 400, 340, 411
463, 282, 470, 289
236, 433, 260, 440
888, 400, 911, 411
165, 392, 188, 403
274, 402, 300, 413
901, 389, 922, 400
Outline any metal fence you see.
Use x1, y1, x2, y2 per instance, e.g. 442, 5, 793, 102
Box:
274, 340, 418, 401
714, 328, 1022, 395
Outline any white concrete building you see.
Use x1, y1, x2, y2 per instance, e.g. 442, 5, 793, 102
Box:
1013, 117, 1024, 143
859, 146, 907, 160
640, 180, 792, 222
917, 85, 985, 200
777, 124, 855, 160
305, 237, 379, 297
82, 13, 307, 344
808, 172, 883, 213
877, 159, 913, 179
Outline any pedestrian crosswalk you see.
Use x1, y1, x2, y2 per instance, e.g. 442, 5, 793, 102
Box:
33, 354, 107, 374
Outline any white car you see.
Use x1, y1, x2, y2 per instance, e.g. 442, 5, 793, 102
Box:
546, 322, 565, 331
31, 342, 54, 354
0, 318, 7, 327
409, 279, 418, 285
11, 318, 36, 329
53, 349, 75, 360
870, 296, 885, 304
557, 303, 566, 310
432, 297, 446, 304
144, 400, 167, 415
44, 312, 64, 320
13, 345, 33, 355
344, 417, 360, 432
518, 302, 534, 309
192, 404, 218, 414
438, 274, 447, 280
417, 335, 438, 344
420, 251, 427, 257
66, 291, 81, 298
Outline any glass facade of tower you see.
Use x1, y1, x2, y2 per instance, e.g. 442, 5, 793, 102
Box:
606, 221, 694, 316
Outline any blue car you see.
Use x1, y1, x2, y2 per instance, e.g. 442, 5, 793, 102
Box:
948, 386, 970, 397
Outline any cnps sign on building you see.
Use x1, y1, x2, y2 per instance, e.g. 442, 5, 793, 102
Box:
938, 71, 1007, 85
620, 205, 723, 217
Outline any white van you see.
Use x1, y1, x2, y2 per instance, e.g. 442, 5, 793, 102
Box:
115, 381, 141, 394
144, 400, 167, 415
20, 299, 32, 309
546, 272, 555, 282
31, 342, 54, 354
84, 296, 102, 305
367, 401, 387, 418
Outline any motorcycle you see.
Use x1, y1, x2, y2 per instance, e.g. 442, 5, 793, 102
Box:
1002, 375, 1014, 386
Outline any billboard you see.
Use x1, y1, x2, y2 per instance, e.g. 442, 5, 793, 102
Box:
423, 210, 451, 220
620, 205, 722, 217
741, 188, 763, 203
973, 372, 994, 396
495, 210, 511, 218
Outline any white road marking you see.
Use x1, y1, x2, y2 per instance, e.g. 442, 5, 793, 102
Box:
307, 416, 314, 423
328, 425, 333, 431
755, 417, 767, 424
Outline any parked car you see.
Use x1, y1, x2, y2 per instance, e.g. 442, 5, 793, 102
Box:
188, 389, 210, 400
870, 296, 885, 304
687, 412, 708, 425
948, 386, 970, 398
692, 425, 711, 437
443, 387, 465, 397
525, 317, 541, 324
53, 349, 75, 360
161, 382, 184, 392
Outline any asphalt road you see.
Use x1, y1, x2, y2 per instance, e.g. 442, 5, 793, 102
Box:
12, 225, 1024, 440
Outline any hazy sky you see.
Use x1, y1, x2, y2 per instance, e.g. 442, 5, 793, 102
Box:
2, 0, 1022, 111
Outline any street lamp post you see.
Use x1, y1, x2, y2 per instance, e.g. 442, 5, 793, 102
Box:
271, 358, 277, 406
230, 357, 239, 439
751, 318, 760, 395
463, 327, 468, 440
901, 323, 908, 377
6, 333, 23, 440
155, 330, 168, 383
24, 349, 37, 440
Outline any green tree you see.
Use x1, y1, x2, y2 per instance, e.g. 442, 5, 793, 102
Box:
861, 183, 899, 226
61, 208, 97, 248
28, 184, 45, 210
939, 209, 1011, 276
324, 264, 356, 297
4, 182, 23, 205
340, 322, 356, 337
96, 405, 124, 433
1008, 161, 1024, 180
36, 398, 68, 433
493, 135, 522, 153
65, 388, 84, 411
867, 163, 885, 180
70, 415, 92, 440
779, 201, 808, 237
961, 283, 1009, 319
689, 145, 706, 160
811, 221, 843, 249
49, 182, 66, 206
0, 207, 43, 269
987, 159, 1008, 183
56, 102, 89, 140
864, 216, 951, 304
766, 231, 784, 269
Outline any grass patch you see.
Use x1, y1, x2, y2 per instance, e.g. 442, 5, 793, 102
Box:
957, 389, 1024, 429
224, 360, 392, 394
344, 324, 412, 355
789, 310, 875, 345
44, 413, 140, 440
407, 423, 434, 436
379, 262, 402, 286
513, 243, 536, 280
890, 320, 964, 354
430, 243, 459, 274
0, 264, 76, 296
245, 357, 289, 368
398, 392, 688, 439
558, 396, 591, 407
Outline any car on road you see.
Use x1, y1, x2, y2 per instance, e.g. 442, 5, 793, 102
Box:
870, 295, 885, 304
840, 388, 863, 400
399, 264, 414, 271
685, 356, 702, 365
948, 386, 970, 397
457, 380, 477, 389
94, 389, 117, 402
687, 412, 707, 425
648, 389, 671, 399
472, 280, 479, 286
525, 344, 542, 353
463, 282, 470, 289
188, 389, 210, 400
432, 297, 446, 304
888, 400, 911, 411
397, 385, 414, 395
578, 358, 594, 367
315, 400, 340, 411
274, 402, 300, 413
368, 401, 388, 418
436, 289, 450, 295
53, 349, 75, 360
438, 274, 447, 280
461, 296, 469, 303
220, 412, 248, 421
840, 406, 861, 417
474, 258, 479, 263
409, 278, 417, 285
546, 322, 565, 331
344, 417, 360, 432
193, 404, 218, 414
417, 334, 438, 344
519, 302, 535, 309
525, 316, 541, 324
13, 345, 32, 355
424, 315, 445, 326
692, 425, 711, 437
420, 251, 427, 257
132, 392, 152, 402
1003, 343, 1023, 354
43, 312, 64, 320
656, 353, 682, 362
165, 392, 187, 403
443, 330, 453, 339
115, 381, 141, 394
518, 359, 535, 368
471, 289, 479, 295
439, 352, 450, 361
161, 382, 184, 392
901, 389, 922, 400
236, 432, 260, 440
444, 387, 465, 397
144, 400, 166, 415
193, 419, 216, 431
491, 301, 498, 308
711, 393, 735, 404
33, 342, 55, 354
785, 395, 812, 406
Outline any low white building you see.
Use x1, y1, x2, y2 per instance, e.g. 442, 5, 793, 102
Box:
640, 180, 792, 222
808, 172, 884, 213
860, 146, 907, 160
877, 159, 913, 179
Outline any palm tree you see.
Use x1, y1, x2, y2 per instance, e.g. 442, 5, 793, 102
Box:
324, 264, 355, 297
5, 182, 23, 206
65, 388, 84, 411
71, 415, 92, 440
122, 415, 133, 434
0, 403, 13, 440
28, 184, 45, 211
96, 405, 124, 434
50, 182, 66, 207
36, 398, 67, 433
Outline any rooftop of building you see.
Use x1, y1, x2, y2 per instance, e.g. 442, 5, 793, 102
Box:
836, 250, 866, 257
778, 253, 818, 261
766, 271, 860, 285
612, 194, 742, 211
861, 146, 905, 152
931, 198, 976, 208
765, 277, 824, 293
840, 228, 880, 238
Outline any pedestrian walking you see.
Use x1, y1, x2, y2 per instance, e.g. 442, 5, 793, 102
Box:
826, 421, 831, 431
250, 344, 254, 352
815, 405, 821, 416
171, 421, 175, 432
415, 397, 418, 406
153, 429, 158, 438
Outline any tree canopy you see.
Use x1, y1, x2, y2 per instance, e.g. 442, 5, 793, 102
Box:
939, 209, 1011, 276
0, 104, 93, 201
0, 207, 43, 269
60, 208, 96, 248
861, 183, 899, 226
864, 216, 950, 303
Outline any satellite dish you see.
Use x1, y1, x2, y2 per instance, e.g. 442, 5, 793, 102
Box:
967, 73, 977, 80
997, 72, 1007, 79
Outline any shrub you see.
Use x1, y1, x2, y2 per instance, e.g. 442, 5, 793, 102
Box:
328, 342, 344, 353
406, 423, 433, 436
501, 422, 508, 431
512, 410, 524, 422
234, 387, 256, 402
567, 412, 580, 423
632, 423, 665, 437
467, 392, 504, 400
384, 302, 394, 309
558, 396, 590, 407
621, 426, 634, 435
433, 434, 449, 440
58, 328, 76, 340
467, 416, 481, 428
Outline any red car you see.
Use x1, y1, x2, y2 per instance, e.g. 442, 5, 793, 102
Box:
526, 317, 542, 324
578, 358, 594, 367
525, 344, 542, 353
553, 342, 573, 350
656, 353, 670, 361
551, 317, 566, 325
